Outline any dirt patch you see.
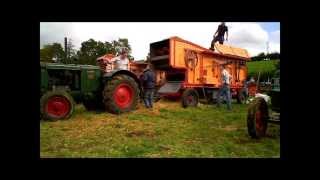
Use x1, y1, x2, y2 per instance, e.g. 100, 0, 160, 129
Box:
158, 145, 171, 151
126, 129, 156, 138
221, 125, 238, 132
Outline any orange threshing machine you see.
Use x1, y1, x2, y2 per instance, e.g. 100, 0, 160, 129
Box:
150, 36, 251, 107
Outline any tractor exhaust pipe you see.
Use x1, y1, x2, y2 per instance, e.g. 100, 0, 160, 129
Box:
64, 37, 68, 63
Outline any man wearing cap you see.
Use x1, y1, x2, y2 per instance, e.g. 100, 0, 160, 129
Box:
210, 22, 229, 50
110, 48, 129, 70
216, 64, 232, 110
140, 63, 156, 109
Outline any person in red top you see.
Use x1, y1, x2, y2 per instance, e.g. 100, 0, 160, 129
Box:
210, 22, 229, 51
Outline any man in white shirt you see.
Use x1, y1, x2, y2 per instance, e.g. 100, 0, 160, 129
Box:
110, 48, 129, 70
216, 64, 232, 110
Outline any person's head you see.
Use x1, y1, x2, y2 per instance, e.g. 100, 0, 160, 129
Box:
221, 22, 226, 26
119, 48, 128, 59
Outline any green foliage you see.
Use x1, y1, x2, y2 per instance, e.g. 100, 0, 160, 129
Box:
251, 52, 280, 61
40, 38, 134, 65
247, 59, 279, 81
77, 38, 133, 65
77, 39, 108, 65
40, 43, 65, 63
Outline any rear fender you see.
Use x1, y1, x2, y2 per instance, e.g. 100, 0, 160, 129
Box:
103, 70, 141, 89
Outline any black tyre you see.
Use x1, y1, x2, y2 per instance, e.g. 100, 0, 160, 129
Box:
247, 97, 269, 138
181, 88, 199, 108
237, 88, 247, 104
40, 90, 75, 121
153, 90, 161, 103
103, 74, 139, 114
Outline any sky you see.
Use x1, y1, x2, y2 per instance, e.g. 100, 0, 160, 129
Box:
40, 22, 280, 60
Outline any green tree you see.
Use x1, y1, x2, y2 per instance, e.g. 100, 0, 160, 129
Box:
73, 37, 135, 65
40, 43, 65, 63
110, 38, 133, 60
77, 39, 108, 65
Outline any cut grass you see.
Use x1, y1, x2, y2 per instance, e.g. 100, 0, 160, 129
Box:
40, 100, 280, 158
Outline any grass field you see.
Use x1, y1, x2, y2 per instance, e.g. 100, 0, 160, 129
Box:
40, 100, 280, 158
247, 60, 279, 80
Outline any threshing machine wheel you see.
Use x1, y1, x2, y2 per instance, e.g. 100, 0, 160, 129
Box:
237, 88, 247, 104
182, 88, 199, 108
103, 74, 139, 114
247, 97, 269, 138
40, 90, 75, 121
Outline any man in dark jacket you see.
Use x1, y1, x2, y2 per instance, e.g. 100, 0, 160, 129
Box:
210, 22, 229, 50
140, 63, 156, 108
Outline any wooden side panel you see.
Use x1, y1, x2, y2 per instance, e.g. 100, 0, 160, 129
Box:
239, 66, 247, 83
156, 70, 166, 86
202, 56, 215, 85
173, 40, 205, 68
187, 58, 201, 84
168, 37, 248, 87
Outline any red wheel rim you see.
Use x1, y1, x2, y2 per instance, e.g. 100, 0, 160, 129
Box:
45, 96, 71, 118
187, 95, 194, 104
113, 83, 133, 108
255, 110, 264, 133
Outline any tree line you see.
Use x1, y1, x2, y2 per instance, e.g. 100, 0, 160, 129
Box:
40, 38, 133, 65
251, 52, 280, 61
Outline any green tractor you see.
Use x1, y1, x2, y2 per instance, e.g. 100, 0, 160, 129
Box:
40, 62, 140, 120
247, 70, 280, 138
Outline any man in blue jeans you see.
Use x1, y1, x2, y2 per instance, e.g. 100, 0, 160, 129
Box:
141, 63, 155, 108
216, 64, 232, 110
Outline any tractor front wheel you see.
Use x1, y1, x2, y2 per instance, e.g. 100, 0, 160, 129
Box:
103, 74, 139, 114
181, 88, 199, 108
40, 90, 75, 121
247, 97, 269, 138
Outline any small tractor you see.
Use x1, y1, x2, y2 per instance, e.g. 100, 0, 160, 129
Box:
149, 36, 250, 107
247, 70, 280, 138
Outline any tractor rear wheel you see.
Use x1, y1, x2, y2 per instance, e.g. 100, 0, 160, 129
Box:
103, 74, 139, 114
40, 90, 75, 121
181, 89, 199, 108
247, 97, 269, 138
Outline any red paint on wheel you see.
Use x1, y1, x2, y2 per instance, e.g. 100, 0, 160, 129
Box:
113, 83, 133, 108
45, 96, 71, 118
187, 95, 194, 104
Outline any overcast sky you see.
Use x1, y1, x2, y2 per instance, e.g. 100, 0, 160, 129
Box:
40, 22, 280, 60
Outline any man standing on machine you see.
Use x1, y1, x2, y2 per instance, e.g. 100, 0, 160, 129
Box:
210, 22, 229, 51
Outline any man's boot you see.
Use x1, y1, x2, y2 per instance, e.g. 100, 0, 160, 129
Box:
210, 40, 215, 51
